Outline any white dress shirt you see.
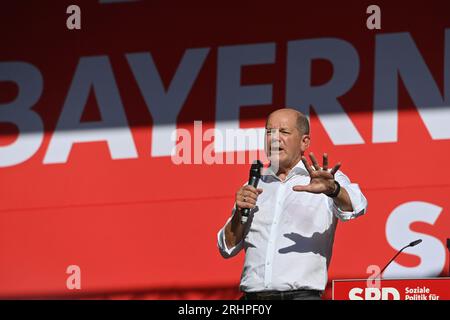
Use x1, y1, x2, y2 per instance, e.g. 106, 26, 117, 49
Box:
217, 159, 368, 292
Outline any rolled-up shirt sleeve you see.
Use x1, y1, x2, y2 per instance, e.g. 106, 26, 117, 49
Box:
217, 208, 244, 258
329, 170, 368, 221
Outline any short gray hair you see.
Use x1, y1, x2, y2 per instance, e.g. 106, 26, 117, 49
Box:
296, 113, 310, 136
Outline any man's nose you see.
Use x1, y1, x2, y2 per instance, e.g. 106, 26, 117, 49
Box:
270, 129, 280, 141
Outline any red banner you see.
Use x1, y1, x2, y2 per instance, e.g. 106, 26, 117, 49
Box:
0, 0, 449, 299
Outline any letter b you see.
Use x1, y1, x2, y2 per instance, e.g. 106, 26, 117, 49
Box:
0, 62, 44, 167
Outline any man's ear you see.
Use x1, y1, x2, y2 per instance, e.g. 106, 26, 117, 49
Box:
301, 134, 311, 151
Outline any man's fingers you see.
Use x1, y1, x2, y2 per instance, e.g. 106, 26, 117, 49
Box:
292, 184, 312, 192
301, 156, 313, 174
236, 185, 261, 209
309, 152, 321, 170
241, 186, 257, 196
236, 201, 255, 210
322, 153, 328, 171
241, 196, 256, 205
242, 190, 257, 201
330, 162, 341, 175
243, 185, 259, 193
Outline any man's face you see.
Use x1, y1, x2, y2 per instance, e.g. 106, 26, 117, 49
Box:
265, 111, 309, 172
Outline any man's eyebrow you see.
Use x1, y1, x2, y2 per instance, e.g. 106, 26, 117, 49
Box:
265, 127, 290, 130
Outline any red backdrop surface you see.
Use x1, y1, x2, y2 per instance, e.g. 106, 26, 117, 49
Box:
0, 0, 449, 299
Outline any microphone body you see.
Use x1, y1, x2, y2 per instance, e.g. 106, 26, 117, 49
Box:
241, 160, 263, 224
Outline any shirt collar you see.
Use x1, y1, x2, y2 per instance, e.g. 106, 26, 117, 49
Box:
264, 158, 310, 181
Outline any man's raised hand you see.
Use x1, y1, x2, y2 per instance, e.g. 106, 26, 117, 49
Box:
292, 153, 341, 195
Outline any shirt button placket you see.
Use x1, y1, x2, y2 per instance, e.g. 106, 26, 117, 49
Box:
264, 183, 284, 289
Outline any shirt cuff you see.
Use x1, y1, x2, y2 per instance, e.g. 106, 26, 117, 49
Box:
217, 211, 244, 258
329, 184, 367, 221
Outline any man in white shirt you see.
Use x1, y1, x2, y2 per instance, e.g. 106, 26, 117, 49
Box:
217, 108, 368, 300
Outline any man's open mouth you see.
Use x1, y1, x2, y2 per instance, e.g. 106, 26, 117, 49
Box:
271, 146, 284, 153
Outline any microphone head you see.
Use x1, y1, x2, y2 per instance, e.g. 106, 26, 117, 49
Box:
409, 239, 422, 247
249, 160, 263, 177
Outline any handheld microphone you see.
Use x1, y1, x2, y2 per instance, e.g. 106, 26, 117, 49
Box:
378, 239, 422, 278
241, 160, 263, 224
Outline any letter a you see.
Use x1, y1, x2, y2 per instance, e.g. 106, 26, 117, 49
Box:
366, 5, 381, 30
66, 265, 81, 290
66, 5, 81, 30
